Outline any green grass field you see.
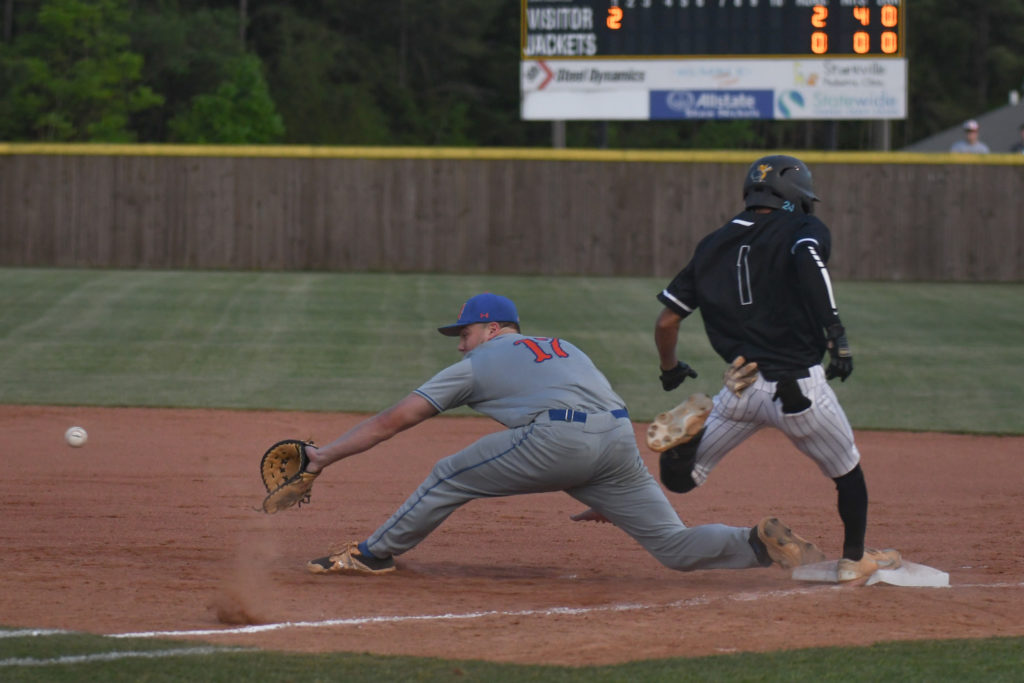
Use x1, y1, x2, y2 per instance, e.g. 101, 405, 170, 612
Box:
1, 268, 1021, 433
1, 267, 1022, 681
3, 630, 1023, 682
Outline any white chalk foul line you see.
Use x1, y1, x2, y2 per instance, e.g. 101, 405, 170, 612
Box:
107, 579, 1024, 640
0, 629, 71, 639
111, 586, 832, 639
7, 580, 1019, 646
0, 646, 256, 668
112, 604, 648, 639
6, 581, 1019, 667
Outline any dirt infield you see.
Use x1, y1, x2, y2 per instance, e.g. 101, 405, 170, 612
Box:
3, 405, 1022, 666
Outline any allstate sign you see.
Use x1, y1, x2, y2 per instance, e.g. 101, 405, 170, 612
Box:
650, 90, 773, 120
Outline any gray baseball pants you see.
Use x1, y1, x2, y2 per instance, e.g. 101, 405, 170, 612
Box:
363, 411, 761, 571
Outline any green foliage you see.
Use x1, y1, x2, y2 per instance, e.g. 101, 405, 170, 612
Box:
167, 54, 284, 143
245, 4, 393, 144
901, 0, 1024, 143
691, 120, 761, 149
3, 0, 1024, 147
0, 0, 162, 141
128, 5, 249, 141
247, 1, 516, 146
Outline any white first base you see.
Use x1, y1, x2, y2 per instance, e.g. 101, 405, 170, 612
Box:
791, 559, 949, 587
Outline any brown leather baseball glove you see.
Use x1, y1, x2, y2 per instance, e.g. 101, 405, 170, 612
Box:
260, 439, 319, 514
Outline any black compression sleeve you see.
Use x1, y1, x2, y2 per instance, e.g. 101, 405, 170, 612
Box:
833, 465, 868, 560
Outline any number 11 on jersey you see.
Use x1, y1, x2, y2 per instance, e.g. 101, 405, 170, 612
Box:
514, 337, 570, 363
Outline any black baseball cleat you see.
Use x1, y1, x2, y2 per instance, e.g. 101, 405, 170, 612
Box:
307, 541, 396, 575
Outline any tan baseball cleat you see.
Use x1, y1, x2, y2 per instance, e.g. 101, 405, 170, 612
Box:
646, 393, 713, 452
755, 517, 827, 569
836, 548, 902, 582
307, 541, 396, 575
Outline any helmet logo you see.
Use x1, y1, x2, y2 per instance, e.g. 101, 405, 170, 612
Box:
751, 163, 773, 183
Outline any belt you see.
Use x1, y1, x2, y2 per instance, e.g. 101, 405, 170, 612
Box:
760, 367, 811, 381
547, 408, 629, 423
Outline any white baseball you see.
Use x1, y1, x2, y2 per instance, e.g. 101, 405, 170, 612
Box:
65, 426, 88, 447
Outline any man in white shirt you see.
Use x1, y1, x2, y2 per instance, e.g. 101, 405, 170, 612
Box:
950, 119, 990, 153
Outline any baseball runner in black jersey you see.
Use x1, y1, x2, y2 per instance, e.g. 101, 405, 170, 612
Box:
296, 292, 824, 576
653, 155, 900, 583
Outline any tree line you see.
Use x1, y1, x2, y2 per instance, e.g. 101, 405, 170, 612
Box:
1, 0, 1022, 150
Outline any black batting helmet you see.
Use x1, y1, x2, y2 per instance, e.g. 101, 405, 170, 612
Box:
743, 155, 819, 214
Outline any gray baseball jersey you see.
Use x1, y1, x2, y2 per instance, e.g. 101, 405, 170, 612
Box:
363, 332, 763, 572
413, 334, 626, 427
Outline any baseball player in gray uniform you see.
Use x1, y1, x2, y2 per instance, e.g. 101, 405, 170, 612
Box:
300, 292, 823, 576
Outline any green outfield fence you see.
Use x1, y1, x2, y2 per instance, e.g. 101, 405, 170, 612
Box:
1, 144, 1021, 281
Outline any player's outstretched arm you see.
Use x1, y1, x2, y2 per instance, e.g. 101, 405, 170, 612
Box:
306, 393, 438, 473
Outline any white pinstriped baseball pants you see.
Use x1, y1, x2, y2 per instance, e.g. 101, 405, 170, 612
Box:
693, 364, 861, 485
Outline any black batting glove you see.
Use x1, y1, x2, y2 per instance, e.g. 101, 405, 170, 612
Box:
825, 323, 853, 382
660, 361, 698, 391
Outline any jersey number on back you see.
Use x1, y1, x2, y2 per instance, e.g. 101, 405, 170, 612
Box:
514, 337, 569, 363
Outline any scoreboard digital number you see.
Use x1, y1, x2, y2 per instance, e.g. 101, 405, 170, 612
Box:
522, 0, 905, 59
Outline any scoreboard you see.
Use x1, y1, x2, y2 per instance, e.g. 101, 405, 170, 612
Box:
520, 0, 907, 121
522, 0, 904, 59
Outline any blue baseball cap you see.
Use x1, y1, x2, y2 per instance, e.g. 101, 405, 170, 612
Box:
438, 293, 519, 336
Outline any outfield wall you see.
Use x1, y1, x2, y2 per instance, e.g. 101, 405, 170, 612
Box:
1, 144, 1021, 281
